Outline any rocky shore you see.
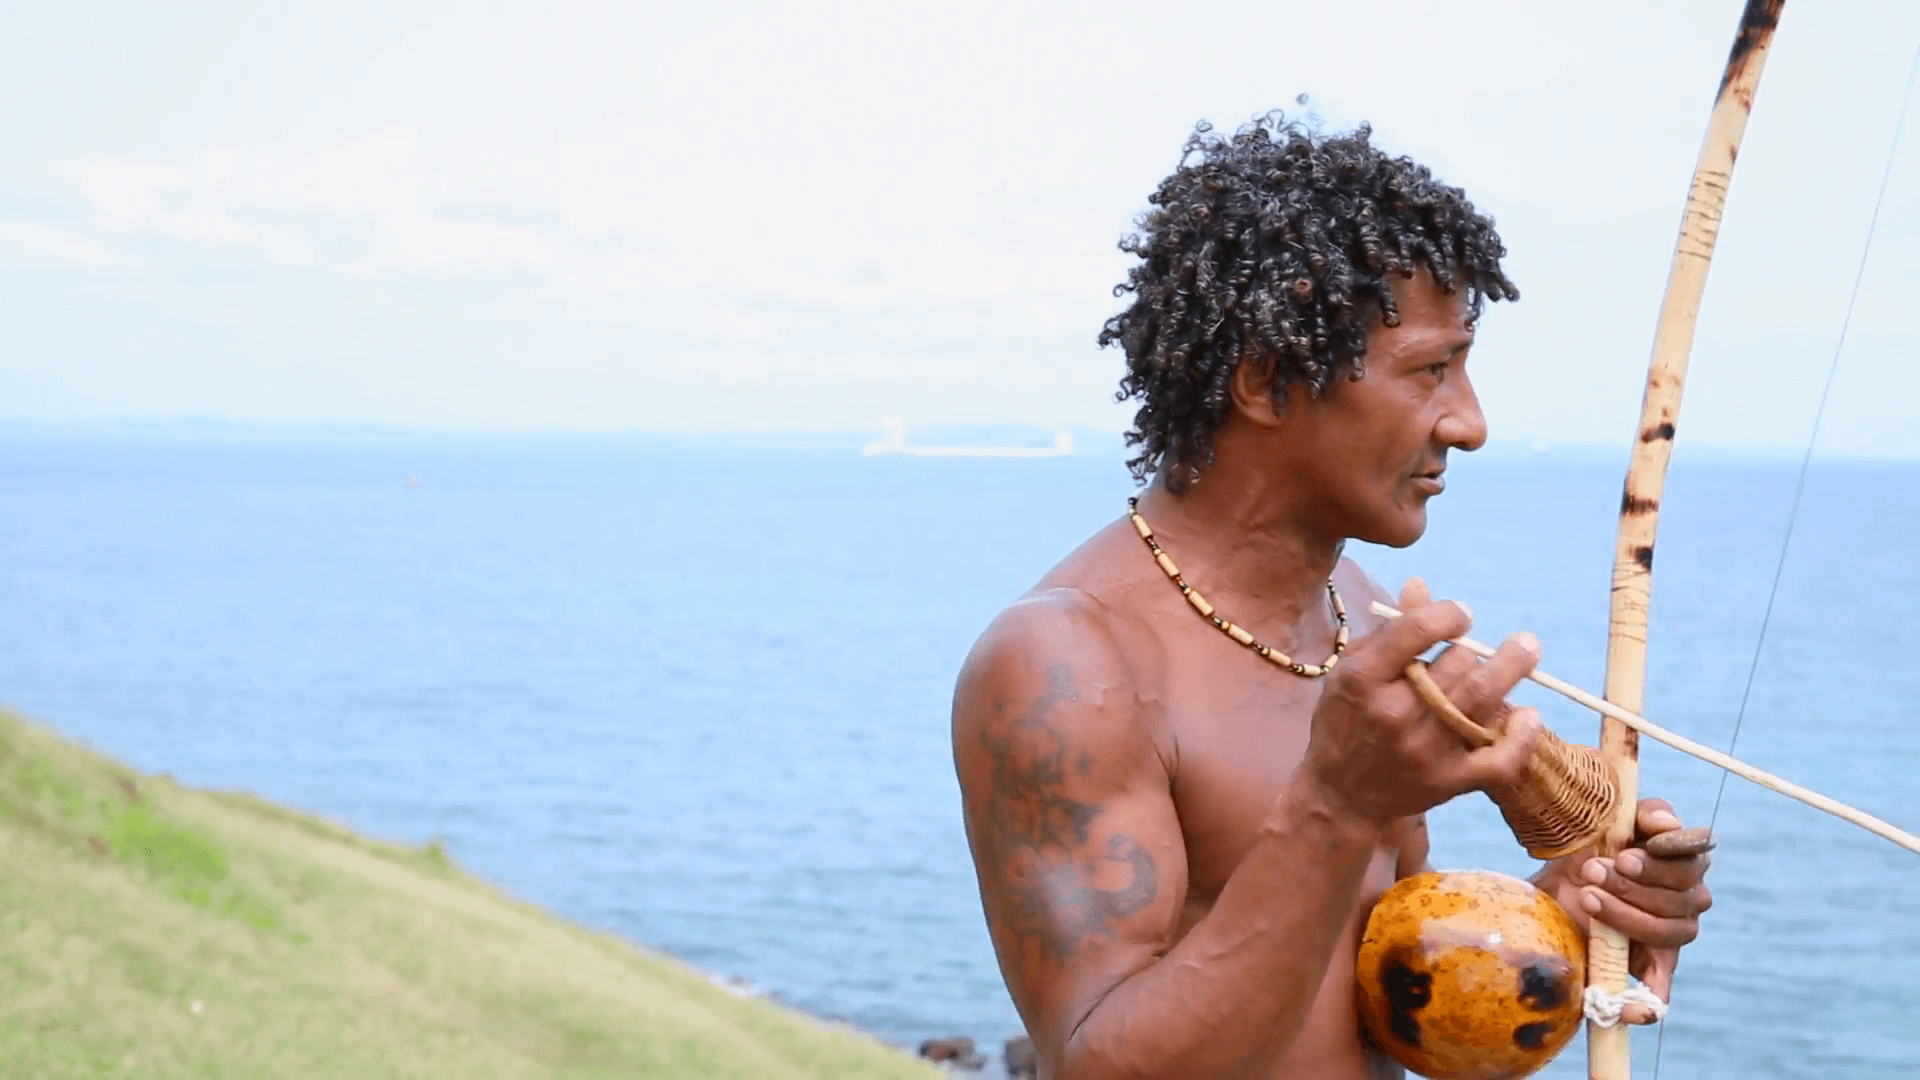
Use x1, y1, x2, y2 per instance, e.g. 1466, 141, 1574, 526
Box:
914, 1035, 1036, 1077
696, 964, 1034, 1077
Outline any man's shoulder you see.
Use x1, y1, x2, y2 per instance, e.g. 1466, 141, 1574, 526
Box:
969, 516, 1154, 667
950, 582, 1166, 792
951, 552, 1166, 722
960, 584, 1136, 687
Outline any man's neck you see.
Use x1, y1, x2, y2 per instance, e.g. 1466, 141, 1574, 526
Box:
1130, 465, 1345, 636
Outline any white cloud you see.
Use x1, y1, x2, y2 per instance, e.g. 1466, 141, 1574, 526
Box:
358, 214, 558, 277
0, 221, 123, 268
48, 130, 564, 280
206, 128, 423, 220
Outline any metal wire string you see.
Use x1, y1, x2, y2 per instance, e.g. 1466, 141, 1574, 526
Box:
1651, 35, 1920, 1080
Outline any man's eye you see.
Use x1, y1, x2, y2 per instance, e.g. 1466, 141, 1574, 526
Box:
1427, 362, 1449, 379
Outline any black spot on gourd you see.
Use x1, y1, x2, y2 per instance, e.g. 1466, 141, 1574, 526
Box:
1641, 422, 1677, 443
1380, 954, 1432, 1048
1514, 1022, 1555, 1050
1518, 962, 1567, 1012
1633, 545, 1655, 570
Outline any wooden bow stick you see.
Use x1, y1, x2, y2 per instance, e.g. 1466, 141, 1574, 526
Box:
1369, 600, 1920, 857
1592, 4, 1788, 1075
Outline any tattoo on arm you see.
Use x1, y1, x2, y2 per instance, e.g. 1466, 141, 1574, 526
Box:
973, 663, 1160, 963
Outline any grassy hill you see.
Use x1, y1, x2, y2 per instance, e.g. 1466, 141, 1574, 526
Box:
0, 707, 941, 1079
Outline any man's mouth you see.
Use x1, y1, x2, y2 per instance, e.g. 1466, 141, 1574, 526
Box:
1412, 467, 1446, 495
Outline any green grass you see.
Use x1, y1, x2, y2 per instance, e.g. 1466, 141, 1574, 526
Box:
0, 707, 941, 1079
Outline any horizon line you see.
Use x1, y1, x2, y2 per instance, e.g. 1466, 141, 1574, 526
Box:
0, 414, 1912, 464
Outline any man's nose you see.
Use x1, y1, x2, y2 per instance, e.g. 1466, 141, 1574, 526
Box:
1437, 379, 1488, 452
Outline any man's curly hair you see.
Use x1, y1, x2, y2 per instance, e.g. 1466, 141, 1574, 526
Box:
1099, 111, 1519, 493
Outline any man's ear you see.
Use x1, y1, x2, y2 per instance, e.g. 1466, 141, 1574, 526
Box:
1228, 356, 1285, 429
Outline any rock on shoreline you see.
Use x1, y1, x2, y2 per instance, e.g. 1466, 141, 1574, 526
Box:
690, 956, 1037, 1076
914, 1034, 1036, 1077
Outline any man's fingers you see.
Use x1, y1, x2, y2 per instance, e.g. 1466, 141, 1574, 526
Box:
1624, 949, 1678, 1026
1621, 1001, 1664, 1025
1349, 598, 1473, 680
1425, 639, 1483, 685
1398, 577, 1435, 612
1455, 707, 1541, 791
1614, 847, 1713, 894
1393, 578, 1478, 684
1635, 798, 1684, 838
1578, 884, 1700, 952
1578, 857, 1711, 919
1430, 632, 1539, 725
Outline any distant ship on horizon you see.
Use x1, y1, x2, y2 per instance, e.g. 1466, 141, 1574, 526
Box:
860, 417, 1074, 459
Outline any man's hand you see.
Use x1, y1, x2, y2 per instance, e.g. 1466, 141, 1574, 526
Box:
1380, 579, 1714, 1024
1300, 579, 1544, 829
1535, 799, 1714, 1024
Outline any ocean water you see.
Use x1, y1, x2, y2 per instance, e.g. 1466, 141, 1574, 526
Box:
2, 435, 1916, 1079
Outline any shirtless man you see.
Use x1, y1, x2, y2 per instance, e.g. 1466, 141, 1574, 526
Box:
951, 116, 1714, 1079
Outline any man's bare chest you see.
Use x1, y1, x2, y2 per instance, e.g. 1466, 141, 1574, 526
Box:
1155, 646, 1332, 899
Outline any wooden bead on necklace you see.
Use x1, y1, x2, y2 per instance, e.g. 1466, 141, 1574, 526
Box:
1126, 496, 1349, 677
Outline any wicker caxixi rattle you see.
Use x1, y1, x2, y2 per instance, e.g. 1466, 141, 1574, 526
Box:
1403, 661, 1620, 860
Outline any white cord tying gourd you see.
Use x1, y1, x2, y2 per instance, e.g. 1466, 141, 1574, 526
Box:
1582, 984, 1669, 1028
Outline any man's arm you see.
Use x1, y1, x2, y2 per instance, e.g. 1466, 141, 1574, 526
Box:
952, 589, 1383, 1080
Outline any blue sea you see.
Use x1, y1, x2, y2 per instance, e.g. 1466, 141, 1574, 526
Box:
2, 434, 1916, 1079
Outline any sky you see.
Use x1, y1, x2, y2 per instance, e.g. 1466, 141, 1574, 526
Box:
2, 0, 1918, 455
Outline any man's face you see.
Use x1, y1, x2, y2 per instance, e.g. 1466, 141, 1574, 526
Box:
1270, 271, 1487, 548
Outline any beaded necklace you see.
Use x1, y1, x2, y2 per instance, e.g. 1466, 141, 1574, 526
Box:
1126, 496, 1350, 677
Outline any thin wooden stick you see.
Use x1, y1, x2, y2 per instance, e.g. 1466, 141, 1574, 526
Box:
1369, 600, 1920, 857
